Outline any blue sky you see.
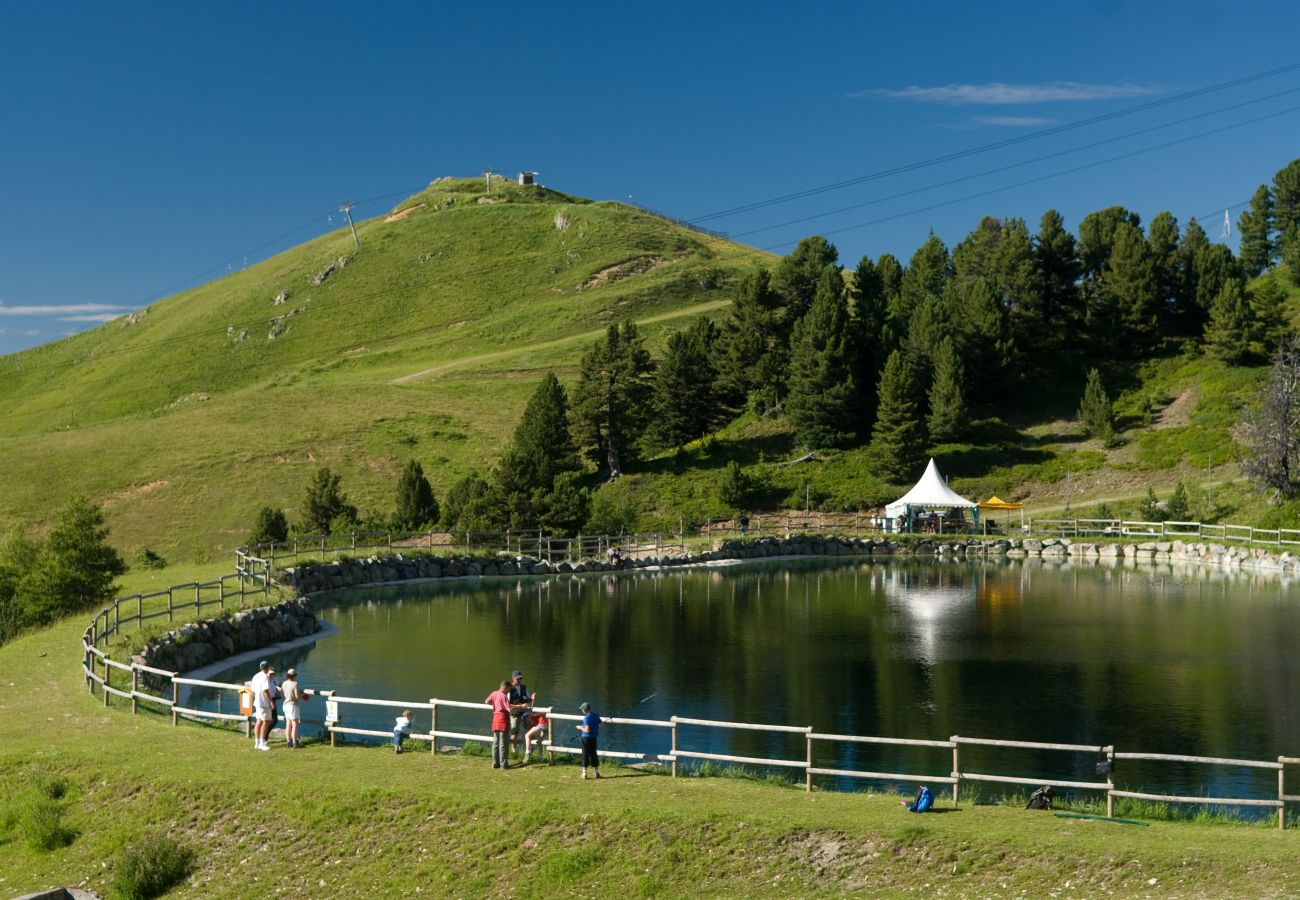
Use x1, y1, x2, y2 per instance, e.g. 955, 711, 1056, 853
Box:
1, 1, 1298, 355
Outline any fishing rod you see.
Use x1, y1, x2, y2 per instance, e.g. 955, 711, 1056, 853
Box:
564, 691, 659, 744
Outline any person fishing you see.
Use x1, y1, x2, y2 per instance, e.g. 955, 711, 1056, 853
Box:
577, 701, 601, 780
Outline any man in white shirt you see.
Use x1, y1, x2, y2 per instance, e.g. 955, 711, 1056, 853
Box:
250, 660, 274, 751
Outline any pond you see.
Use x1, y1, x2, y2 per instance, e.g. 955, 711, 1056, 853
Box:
194, 556, 1300, 802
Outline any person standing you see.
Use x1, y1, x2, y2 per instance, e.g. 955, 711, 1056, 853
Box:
485, 680, 511, 769
250, 660, 273, 751
267, 666, 282, 742
577, 701, 601, 780
281, 668, 309, 749
507, 670, 534, 757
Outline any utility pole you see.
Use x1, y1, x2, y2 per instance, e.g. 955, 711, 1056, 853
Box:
339, 202, 359, 249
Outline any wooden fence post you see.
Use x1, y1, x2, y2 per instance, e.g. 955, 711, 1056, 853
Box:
130, 666, 138, 715
171, 680, 179, 726
951, 737, 960, 804
166, 588, 173, 623
805, 731, 814, 791
671, 718, 679, 777
430, 700, 438, 754
114, 601, 120, 635
218, 581, 225, 610
136, 594, 143, 629
1279, 764, 1286, 830
1105, 746, 1115, 818
194, 583, 200, 615
102, 660, 110, 707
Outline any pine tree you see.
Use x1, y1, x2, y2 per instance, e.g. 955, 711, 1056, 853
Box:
851, 253, 889, 428
786, 266, 858, 448
537, 471, 590, 537
1203, 280, 1253, 365
1273, 158, 1300, 236
1165, 481, 1190, 520
1078, 206, 1141, 284
714, 268, 786, 405
772, 236, 839, 328
1240, 335, 1300, 498
440, 472, 499, 532
15, 497, 125, 625
301, 468, 357, 535
1192, 244, 1242, 337
1237, 184, 1275, 277
1101, 222, 1160, 356
718, 460, 751, 510
1283, 225, 1300, 287
1035, 209, 1083, 337
1175, 217, 1211, 332
1147, 211, 1181, 326
248, 507, 289, 547
650, 327, 718, 450
394, 460, 439, 531
571, 322, 655, 479
1139, 487, 1163, 522
1250, 277, 1289, 354
898, 232, 952, 326
870, 351, 926, 482
1078, 368, 1114, 442
926, 338, 966, 443
494, 372, 580, 528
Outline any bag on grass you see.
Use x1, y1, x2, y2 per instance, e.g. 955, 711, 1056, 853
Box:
1026, 785, 1056, 810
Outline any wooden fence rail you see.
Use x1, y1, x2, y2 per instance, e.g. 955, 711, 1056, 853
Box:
77, 543, 1300, 829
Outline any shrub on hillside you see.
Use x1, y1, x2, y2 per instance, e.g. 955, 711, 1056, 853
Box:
393, 460, 439, 532
248, 507, 289, 548
15, 497, 125, 626
136, 548, 167, 570
718, 461, 751, 510
112, 833, 195, 900
16, 793, 76, 852
301, 468, 357, 536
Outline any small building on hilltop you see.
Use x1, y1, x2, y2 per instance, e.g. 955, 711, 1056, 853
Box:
518, 171, 538, 186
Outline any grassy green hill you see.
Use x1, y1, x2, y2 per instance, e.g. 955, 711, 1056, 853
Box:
0, 178, 768, 558
2, 175, 1298, 562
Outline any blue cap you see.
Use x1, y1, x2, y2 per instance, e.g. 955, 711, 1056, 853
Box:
579, 702, 590, 712
259, 660, 269, 668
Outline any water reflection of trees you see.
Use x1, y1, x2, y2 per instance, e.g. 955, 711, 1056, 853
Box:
276, 559, 1300, 796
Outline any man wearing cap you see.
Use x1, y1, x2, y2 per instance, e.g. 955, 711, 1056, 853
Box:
250, 660, 274, 751
507, 670, 534, 757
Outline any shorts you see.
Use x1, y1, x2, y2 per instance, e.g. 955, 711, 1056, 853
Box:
283, 701, 301, 722
255, 708, 272, 722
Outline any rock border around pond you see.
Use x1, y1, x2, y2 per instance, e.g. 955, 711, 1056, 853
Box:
280, 534, 1300, 594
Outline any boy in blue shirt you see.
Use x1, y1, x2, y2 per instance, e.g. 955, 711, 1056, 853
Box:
578, 702, 601, 780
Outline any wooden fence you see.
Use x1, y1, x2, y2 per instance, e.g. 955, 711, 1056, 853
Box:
80, 539, 1300, 829
82, 603, 1300, 828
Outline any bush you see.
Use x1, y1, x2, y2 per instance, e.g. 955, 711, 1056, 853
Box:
248, 507, 289, 548
17, 794, 76, 852
112, 834, 195, 900
136, 548, 167, 570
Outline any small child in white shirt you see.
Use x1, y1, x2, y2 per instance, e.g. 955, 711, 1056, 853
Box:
393, 709, 412, 754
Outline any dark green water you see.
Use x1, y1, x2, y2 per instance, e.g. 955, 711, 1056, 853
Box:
200, 557, 1300, 800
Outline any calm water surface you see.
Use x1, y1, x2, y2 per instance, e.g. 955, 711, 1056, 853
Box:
198, 557, 1300, 799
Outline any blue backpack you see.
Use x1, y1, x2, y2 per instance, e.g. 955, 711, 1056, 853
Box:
911, 786, 934, 813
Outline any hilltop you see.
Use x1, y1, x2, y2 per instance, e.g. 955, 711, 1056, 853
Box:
0, 177, 769, 557
2, 173, 1299, 561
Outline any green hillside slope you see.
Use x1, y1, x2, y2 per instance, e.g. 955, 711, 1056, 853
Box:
0, 178, 769, 557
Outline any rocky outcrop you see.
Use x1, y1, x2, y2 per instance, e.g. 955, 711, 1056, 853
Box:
138, 597, 319, 674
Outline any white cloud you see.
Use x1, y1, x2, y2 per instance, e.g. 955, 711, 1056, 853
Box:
0, 302, 130, 317
972, 115, 1057, 127
21, 329, 40, 337
857, 81, 1163, 105
58, 313, 123, 323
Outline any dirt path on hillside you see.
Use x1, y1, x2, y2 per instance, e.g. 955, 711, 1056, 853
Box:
391, 299, 729, 384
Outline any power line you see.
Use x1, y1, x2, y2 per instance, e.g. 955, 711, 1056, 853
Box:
732, 85, 1300, 240
689, 60, 1300, 224
759, 102, 1300, 250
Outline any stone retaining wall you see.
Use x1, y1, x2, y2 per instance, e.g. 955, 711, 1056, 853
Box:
280, 533, 1300, 595
136, 597, 320, 673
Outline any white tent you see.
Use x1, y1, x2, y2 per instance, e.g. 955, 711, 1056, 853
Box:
884, 458, 977, 532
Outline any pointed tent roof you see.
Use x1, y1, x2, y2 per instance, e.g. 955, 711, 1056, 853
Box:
886, 458, 976, 512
